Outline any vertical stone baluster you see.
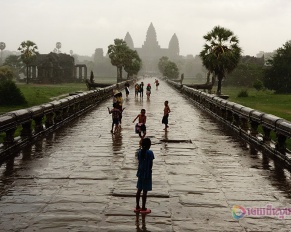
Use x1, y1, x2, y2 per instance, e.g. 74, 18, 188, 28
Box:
241, 118, 249, 132
33, 116, 44, 133
21, 121, 32, 138
45, 112, 55, 129
262, 126, 271, 144
233, 113, 240, 127
275, 133, 286, 154
250, 121, 259, 137
4, 128, 16, 146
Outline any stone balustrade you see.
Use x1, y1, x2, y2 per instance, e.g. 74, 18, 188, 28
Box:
167, 79, 291, 168
0, 80, 133, 162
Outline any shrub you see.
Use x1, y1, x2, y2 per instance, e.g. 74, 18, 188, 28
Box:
253, 79, 264, 91
237, 89, 249, 97
0, 80, 27, 106
0, 66, 14, 81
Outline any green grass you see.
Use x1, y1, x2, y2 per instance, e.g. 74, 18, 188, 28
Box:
183, 78, 291, 122
0, 77, 118, 115
222, 87, 291, 122
182, 82, 291, 149
0, 79, 116, 143
0, 82, 90, 114
213, 86, 291, 150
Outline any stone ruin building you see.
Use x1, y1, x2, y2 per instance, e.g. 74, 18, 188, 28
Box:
28, 53, 87, 84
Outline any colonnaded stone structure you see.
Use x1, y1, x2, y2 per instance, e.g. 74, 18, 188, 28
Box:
124, 22, 180, 75
28, 53, 84, 84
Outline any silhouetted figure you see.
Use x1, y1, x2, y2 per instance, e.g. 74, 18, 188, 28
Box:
89, 71, 95, 83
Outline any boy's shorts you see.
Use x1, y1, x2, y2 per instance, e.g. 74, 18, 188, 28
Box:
135, 123, 146, 133
113, 118, 119, 125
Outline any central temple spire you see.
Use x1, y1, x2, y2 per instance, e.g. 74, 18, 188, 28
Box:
143, 22, 160, 49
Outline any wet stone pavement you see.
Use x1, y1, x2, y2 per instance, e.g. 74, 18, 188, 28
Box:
1, 78, 291, 231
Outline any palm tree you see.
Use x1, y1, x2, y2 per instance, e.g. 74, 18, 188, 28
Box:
18, 40, 38, 84
200, 26, 242, 95
56, 42, 62, 53
0, 42, 6, 64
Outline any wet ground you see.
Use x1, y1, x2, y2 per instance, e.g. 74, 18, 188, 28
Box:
1, 78, 291, 231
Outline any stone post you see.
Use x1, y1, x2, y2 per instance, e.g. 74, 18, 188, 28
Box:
275, 133, 286, 154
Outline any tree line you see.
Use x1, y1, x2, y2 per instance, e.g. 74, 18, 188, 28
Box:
1, 29, 291, 107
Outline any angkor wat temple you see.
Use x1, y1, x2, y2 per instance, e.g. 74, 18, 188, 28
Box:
124, 22, 180, 75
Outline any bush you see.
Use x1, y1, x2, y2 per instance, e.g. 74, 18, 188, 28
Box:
237, 89, 249, 97
253, 79, 264, 91
0, 66, 14, 81
0, 80, 27, 106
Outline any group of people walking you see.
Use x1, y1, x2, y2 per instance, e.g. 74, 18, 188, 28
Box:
134, 82, 153, 99
107, 78, 170, 215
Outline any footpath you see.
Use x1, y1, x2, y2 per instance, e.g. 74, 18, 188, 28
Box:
0, 78, 291, 231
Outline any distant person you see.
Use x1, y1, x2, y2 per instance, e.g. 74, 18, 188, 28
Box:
125, 82, 130, 98
135, 83, 140, 97
133, 109, 147, 146
134, 137, 154, 214
89, 71, 95, 83
155, 79, 159, 90
181, 73, 184, 84
162, 100, 171, 131
146, 83, 151, 99
139, 82, 144, 98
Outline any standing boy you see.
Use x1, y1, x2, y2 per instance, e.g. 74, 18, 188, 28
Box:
139, 82, 144, 98
162, 101, 171, 131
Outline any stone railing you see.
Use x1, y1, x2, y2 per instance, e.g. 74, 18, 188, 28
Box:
0, 80, 133, 162
167, 79, 291, 168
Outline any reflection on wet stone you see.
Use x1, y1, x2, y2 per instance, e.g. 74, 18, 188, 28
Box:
1, 78, 291, 231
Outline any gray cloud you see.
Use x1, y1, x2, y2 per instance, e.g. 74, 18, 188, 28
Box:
1, 0, 291, 56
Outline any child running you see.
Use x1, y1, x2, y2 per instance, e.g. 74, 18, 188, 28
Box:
107, 103, 123, 134
133, 109, 147, 145
134, 137, 154, 214
162, 100, 171, 131
115, 92, 124, 126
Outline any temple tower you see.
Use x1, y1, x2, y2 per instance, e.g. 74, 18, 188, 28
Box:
125, 23, 180, 75
168, 33, 180, 59
124, 32, 134, 49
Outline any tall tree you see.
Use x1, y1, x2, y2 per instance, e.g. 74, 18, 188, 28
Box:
18, 40, 38, 84
124, 50, 142, 78
264, 40, 291, 93
225, 56, 264, 87
200, 26, 242, 95
158, 56, 169, 75
108, 39, 129, 82
164, 61, 179, 79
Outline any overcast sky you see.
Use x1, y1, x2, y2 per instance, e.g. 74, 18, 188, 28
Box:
1, 0, 291, 57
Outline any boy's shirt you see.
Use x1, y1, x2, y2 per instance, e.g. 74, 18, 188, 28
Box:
109, 108, 121, 119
